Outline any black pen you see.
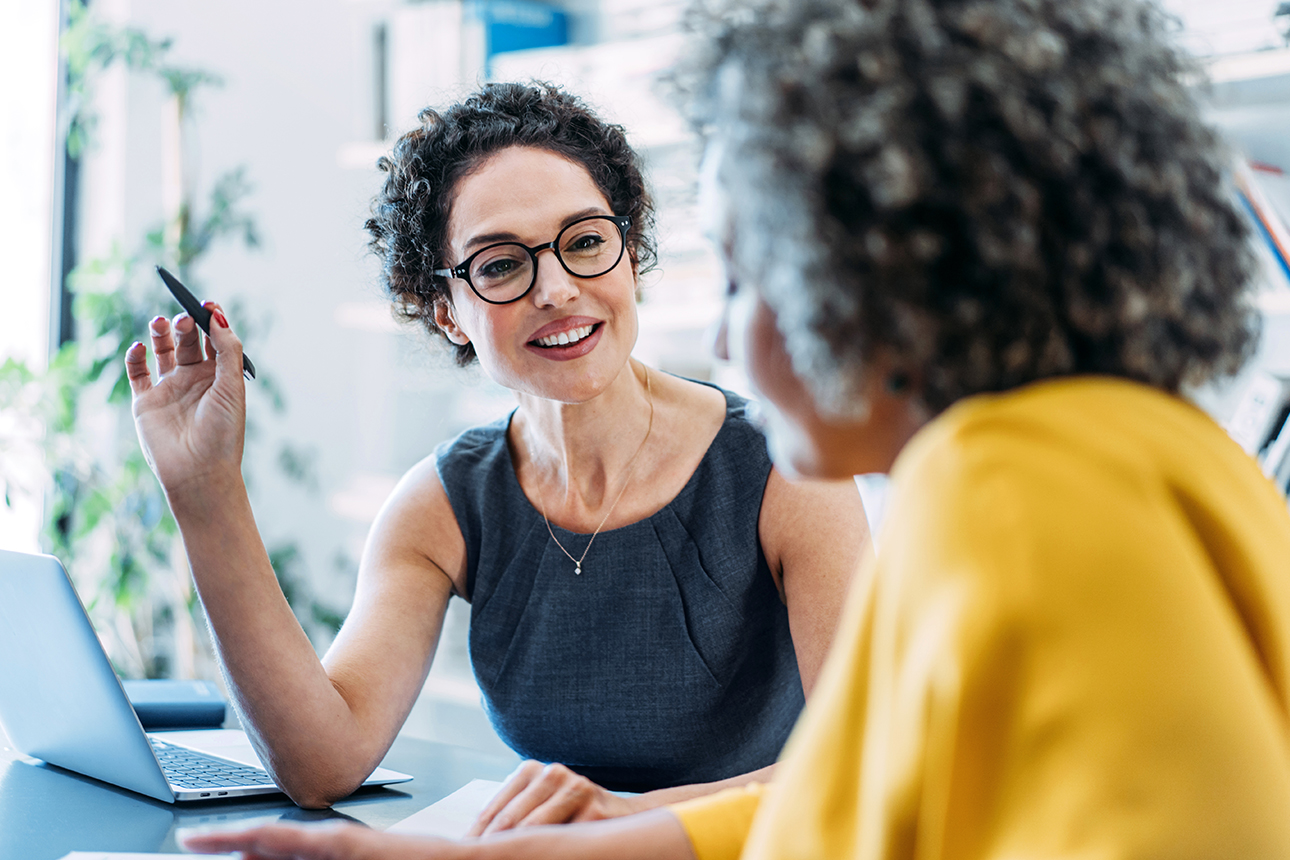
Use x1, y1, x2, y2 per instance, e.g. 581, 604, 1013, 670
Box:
155, 265, 256, 380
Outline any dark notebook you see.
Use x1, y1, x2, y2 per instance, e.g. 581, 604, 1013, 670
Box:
121, 679, 227, 730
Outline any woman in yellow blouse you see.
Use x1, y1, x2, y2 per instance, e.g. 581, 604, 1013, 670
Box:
187, 0, 1290, 857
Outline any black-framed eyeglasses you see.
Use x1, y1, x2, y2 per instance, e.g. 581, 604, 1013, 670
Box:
433, 214, 632, 305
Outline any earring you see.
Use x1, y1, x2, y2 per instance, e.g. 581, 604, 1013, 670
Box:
885, 371, 910, 394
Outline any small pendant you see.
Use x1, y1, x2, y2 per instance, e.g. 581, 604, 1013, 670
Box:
574, 563, 582, 575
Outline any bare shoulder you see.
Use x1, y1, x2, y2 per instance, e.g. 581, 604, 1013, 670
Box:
603, 371, 731, 524
758, 469, 869, 589
649, 372, 728, 457
361, 453, 469, 599
653, 372, 728, 428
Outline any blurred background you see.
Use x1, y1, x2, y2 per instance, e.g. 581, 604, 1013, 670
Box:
3, 0, 1290, 757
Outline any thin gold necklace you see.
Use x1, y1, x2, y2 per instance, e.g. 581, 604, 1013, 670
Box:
538, 367, 654, 575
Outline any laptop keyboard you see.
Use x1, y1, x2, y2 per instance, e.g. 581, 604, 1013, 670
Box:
150, 737, 273, 789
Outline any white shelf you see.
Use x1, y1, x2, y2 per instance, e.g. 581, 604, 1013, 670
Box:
1207, 46, 1290, 85
1256, 289, 1290, 315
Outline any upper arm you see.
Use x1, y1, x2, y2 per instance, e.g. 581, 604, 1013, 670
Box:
319, 456, 468, 755
758, 470, 869, 696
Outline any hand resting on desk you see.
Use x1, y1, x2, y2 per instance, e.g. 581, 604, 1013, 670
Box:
466, 761, 637, 835
466, 758, 774, 835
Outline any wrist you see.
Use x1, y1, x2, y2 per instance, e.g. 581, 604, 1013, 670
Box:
619, 791, 660, 816
163, 464, 248, 520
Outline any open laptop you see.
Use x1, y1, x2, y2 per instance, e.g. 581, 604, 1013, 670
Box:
0, 549, 412, 803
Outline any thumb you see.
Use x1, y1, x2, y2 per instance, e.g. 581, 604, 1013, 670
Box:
202, 301, 247, 385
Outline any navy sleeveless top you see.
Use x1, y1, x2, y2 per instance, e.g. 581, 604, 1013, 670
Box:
434, 386, 804, 792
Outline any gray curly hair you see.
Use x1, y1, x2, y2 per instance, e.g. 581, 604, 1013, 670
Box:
680, 0, 1260, 417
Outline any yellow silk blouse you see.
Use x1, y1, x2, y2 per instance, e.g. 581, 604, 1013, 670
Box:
674, 377, 1290, 860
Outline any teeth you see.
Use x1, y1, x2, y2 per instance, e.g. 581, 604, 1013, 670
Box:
536, 325, 594, 348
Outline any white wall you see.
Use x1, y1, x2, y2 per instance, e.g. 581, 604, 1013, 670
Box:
1160, 0, 1288, 57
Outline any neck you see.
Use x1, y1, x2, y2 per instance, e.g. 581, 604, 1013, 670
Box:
800, 391, 927, 478
513, 359, 654, 508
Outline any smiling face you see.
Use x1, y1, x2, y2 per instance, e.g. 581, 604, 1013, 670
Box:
433, 146, 641, 403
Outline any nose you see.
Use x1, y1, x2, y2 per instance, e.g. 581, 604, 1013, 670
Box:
529, 247, 579, 309
709, 299, 731, 362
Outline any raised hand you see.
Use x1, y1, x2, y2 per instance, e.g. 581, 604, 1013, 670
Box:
124, 303, 247, 499
467, 761, 638, 836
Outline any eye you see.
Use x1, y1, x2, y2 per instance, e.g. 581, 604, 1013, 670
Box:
471, 246, 529, 282
564, 231, 607, 253
478, 258, 517, 278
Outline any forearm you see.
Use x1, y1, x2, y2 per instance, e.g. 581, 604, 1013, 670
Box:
627, 765, 773, 810
167, 473, 369, 806
184, 808, 698, 860
472, 809, 697, 860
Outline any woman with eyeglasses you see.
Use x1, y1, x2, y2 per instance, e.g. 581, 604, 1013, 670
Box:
188, 0, 1290, 857
124, 82, 867, 824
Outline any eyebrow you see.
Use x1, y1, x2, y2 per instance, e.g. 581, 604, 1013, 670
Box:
462, 206, 611, 253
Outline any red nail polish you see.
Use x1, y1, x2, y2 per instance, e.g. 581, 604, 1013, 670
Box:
212, 310, 230, 329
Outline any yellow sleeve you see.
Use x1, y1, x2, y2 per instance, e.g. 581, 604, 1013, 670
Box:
670, 783, 767, 860
740, 380, 1290, 860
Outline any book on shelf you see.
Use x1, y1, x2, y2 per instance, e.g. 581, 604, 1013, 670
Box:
1235, 159, 1290, 288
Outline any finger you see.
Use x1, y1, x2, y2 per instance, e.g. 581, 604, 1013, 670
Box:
481, 763, 572, 836
148, 316, 177, 376
202, 303, 218, 361
124, 341, 154, 397
516, 779, 598, 829
203, 300, 246, 386
172, 312, 204, 365
467, 760, 544, 837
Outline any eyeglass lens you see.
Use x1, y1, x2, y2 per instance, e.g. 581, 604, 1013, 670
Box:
468, 216, 625, 302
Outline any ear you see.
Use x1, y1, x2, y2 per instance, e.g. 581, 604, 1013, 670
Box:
433, 299, 471, 346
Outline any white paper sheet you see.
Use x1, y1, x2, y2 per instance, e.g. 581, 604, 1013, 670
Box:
387, 778, 503, 840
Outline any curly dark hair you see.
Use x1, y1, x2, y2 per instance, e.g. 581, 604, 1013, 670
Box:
679, 0, 1260, 416
365, 82, 657, 365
